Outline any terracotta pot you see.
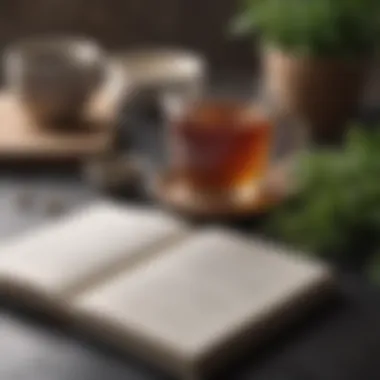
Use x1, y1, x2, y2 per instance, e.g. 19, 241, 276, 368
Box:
263, 47, 370, 145
4, 37, 106, 126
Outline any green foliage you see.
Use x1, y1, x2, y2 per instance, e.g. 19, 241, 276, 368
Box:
366, 251, 380, 285
232, 0, 380, 57
266, 127, 380, 267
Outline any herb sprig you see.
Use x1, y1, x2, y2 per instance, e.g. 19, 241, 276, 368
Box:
267, 127, 380, 270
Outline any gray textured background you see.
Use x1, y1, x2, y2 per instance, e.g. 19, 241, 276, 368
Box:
0, 0, 379, 106
0, 0, 255, 71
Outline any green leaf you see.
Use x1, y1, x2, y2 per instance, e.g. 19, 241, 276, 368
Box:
234, 0, 380, 56
366, 251, 380, 285
265, 125, 380, 265
229, 13, 258, 36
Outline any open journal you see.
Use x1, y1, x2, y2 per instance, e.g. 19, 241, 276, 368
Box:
0, 201, 334, 380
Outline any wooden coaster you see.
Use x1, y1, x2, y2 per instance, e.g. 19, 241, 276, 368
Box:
0, 65, 128, 163
152, 160, 295, 220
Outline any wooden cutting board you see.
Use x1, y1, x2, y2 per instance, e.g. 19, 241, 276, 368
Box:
0, 66, 128, 163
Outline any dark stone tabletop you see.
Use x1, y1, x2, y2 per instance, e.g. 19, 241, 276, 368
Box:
0, 81, 380, 380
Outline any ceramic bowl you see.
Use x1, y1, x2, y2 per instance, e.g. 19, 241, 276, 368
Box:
4, 36, 106, 125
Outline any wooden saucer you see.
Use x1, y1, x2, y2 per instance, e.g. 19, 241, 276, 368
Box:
152, 161, 295, 220
0, 64, 129, 163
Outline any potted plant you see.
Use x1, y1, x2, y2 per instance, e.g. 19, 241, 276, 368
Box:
233, 0, 380, 144
265, 127, 380, 275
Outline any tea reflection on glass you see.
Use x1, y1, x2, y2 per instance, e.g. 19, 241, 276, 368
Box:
165, 97, 274, 194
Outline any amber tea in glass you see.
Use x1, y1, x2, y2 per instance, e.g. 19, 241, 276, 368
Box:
166, 99, 273, 193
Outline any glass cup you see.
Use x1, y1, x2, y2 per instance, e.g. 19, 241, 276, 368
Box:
163, 94, 274, 195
